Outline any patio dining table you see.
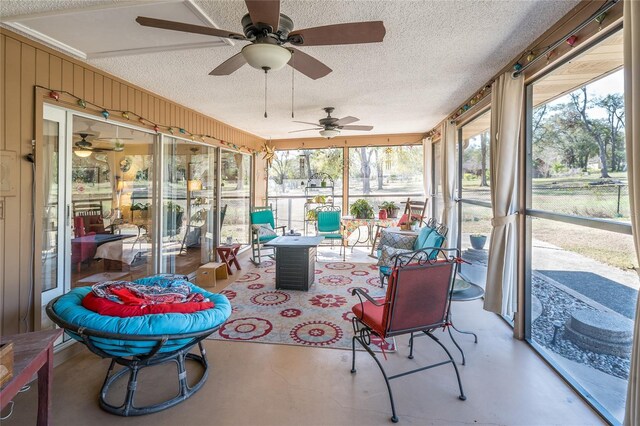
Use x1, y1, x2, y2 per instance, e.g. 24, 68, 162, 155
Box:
341, 216, 396, 250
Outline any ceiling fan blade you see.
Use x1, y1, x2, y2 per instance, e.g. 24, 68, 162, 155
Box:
293, 120, 321, 126
245, 0, 280, 31
210, 53, 247, 76
287, 48, 331, 80
136, 16, 246, 40
288, 128, 322, 133
335, 116, 359, 126
339, 125, 374, 131
288, 21, 385, 46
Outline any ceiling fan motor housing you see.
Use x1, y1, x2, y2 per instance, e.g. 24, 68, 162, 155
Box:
241, 13, 294, 44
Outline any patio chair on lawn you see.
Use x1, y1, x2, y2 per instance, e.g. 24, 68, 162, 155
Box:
250, 205, 285, 265
315, 205, 346, 261
350, 248, 466, 423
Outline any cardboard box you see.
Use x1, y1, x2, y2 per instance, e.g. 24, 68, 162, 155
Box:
0, 341, 14, 387
196, 262, 228, 287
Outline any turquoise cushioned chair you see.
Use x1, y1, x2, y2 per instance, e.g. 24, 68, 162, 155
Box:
316, 206, 345, 261
250, 205, 285, 264
378, 220, 448, 287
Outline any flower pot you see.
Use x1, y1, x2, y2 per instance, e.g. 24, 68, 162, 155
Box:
470, 235, 487, 250
378, 209, 388, 220
321, 180, 327, 188
388, 208, 400, 219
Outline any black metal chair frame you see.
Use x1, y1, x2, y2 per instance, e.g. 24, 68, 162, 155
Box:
46, 296, 224, 416
351, 248, 466, 423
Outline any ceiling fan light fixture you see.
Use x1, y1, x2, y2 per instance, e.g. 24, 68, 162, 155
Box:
319, 129, 340, 139
241, 43, 291, 71
74, 148, 92, 158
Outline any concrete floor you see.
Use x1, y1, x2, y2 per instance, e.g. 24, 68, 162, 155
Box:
2, 249, 605, 426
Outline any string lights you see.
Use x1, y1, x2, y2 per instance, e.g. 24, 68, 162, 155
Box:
40, 85, 259, 154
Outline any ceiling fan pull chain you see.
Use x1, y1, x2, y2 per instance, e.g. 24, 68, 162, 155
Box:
291, 51, 295, 118
264, 69, 268, 119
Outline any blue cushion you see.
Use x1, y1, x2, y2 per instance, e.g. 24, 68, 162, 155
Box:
320, 233, 343, 239
250, 209, 275, 228
424, 231, 445, 259
53, 282, 231, 356
317, 211, 341, 232
380, 266, 391, 276
414, 226, 435, 250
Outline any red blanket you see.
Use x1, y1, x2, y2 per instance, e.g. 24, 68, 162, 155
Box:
82, 293, 214, 317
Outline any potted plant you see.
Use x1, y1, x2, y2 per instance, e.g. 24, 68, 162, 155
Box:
350, 199, 374, 219
410, 218, 420, 231
321, 178, 327, 188
306, 209, 318, 221
380, 201, 400, 218
469, 234, 487, 250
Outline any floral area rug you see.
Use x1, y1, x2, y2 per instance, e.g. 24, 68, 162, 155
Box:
209, 260, 395, 352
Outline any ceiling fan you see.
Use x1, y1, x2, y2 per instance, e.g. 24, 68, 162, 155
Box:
290, 107, 373, 138
73, 133, 126, 157
135, 1, 386, 80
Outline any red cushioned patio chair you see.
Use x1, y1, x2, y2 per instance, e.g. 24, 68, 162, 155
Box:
350, 247, 466, 422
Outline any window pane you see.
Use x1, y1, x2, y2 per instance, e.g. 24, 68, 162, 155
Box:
461, 110, 491, 202
348, 145, 424, 215
531, 33, 626, 222
162, 138, 217, 275
459, 204, 492, 288
268, 148, 343, 234
221, 150, 251, 245
530, 218, 637, 424
71, 116, 155, 285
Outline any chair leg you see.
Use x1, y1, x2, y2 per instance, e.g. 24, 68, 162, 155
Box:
352, 329, 399, 423
426, 331, 466, 401
408, 332, 415, 359
447, 324, 466, 365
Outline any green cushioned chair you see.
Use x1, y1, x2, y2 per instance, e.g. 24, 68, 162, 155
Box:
250, 205, 285, 264
316, 206, 345, 261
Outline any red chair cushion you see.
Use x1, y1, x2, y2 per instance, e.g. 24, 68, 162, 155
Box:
82, 293, 214, 317
352, 298, 387, 337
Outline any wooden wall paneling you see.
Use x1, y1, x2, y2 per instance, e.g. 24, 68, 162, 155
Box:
112, 80, 120, 111
120, 82, 128, 112
135, 89, 142, 117
103, 77, 112, 110
49, 55, 62, 91
154, 97, 159, 124
61, 60, 73, 93
127, 86, 134, 113
83, 69, 94, 104
35, 50, 49, 88
160, 99, 166, 126
73, 64, 83, 99
19, 43, 37, 333
94, 73, 103, 106
141, 92, 148, 121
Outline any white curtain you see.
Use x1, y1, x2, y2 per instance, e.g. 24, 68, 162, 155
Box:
423, 137, 433, 218
624, 0, 640, 423
483, 72, 524, 317
440, 121, 457, 248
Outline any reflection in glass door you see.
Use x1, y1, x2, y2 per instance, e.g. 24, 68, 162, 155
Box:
70, 116, 155, 286
162, 137, 218, 275
41, 106, 68, 330
220, 150, 251, 245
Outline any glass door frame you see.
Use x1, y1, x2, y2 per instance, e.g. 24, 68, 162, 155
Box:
522, 24, 631, 425
41, 104, 71, 309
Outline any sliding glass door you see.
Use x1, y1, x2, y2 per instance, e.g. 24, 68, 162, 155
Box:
525, 29, 636, 424
161, 137, 218, 274
220, 150, 252, 245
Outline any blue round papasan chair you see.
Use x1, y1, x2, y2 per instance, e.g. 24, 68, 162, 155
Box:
46, 274, 231, 416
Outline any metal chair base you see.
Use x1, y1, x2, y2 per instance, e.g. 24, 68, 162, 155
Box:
351, 319, 466, 422
99, 342, 209, 416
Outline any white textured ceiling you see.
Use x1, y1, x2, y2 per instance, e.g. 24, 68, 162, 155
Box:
1, 0, 581, 139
